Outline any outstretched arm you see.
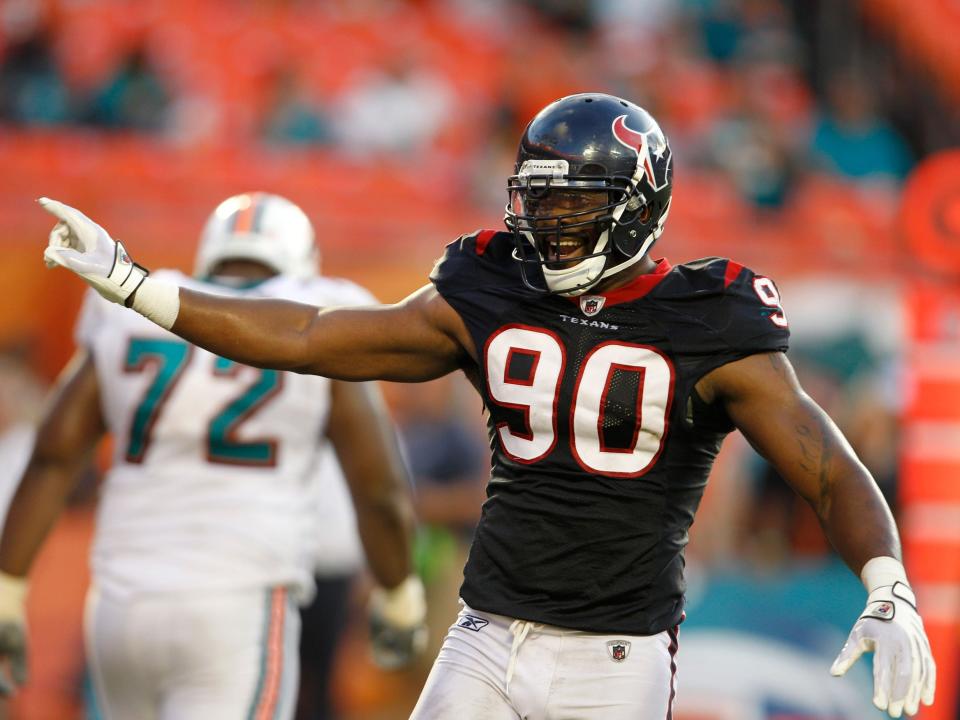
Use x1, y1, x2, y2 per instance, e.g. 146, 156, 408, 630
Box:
173, 283, 471, 382
699, 351, 935, 718
39, 198, 474, 382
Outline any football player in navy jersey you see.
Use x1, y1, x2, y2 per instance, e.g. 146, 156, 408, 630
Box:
34, 93, 934, 719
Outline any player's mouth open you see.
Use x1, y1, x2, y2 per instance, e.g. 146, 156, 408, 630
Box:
542, 235, 590, 266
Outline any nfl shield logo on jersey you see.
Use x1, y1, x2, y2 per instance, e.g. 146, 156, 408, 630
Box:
580, 295, 606, 317
606, 640, 631, 662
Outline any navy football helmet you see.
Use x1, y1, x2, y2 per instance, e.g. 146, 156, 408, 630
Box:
504, 93, 673, 295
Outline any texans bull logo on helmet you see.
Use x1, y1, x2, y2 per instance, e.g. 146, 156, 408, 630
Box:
611, 115, 672, 193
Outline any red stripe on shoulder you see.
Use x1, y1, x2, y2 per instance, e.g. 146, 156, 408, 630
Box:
723, 260, 744, 289
475, 230, 497, 255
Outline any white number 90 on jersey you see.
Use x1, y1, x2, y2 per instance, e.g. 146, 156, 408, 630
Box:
485, 326, 674, 478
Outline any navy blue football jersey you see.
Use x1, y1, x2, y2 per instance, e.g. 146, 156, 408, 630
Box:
429, 230, 790, 635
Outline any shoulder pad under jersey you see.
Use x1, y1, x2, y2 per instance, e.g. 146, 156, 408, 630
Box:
656, 257, 790, 354
430, 229, 533, 301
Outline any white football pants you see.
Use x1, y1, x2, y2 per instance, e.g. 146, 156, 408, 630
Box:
410, 601, 679, 720
84, 584, 300, 720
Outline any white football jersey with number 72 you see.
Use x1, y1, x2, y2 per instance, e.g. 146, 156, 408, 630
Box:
74, 269, 375, 603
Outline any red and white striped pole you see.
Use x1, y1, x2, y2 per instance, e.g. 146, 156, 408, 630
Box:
899, 150, 960, 720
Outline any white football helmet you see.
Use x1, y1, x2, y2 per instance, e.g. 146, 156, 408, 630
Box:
194, 192, 319, 279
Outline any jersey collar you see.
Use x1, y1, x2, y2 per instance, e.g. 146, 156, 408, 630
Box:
567, 258, 672, 307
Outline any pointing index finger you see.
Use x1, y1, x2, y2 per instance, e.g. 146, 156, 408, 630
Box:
38, 197, 88, 229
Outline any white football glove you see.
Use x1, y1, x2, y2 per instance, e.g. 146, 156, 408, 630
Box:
368, 575, 428, 670
0, 572, 28, 696
831, 557, 936, 718
39, 197, 148, 306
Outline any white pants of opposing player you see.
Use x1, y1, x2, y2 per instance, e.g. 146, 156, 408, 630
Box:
84, 584, 300, 720
411, 602, 679, 720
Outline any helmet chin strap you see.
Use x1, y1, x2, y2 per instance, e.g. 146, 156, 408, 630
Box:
595, 240, 652, 282
595, 209, 669, 286
550, 236, 650, 297
581, 197, 672, 294
543, 209, 669, 296
545, 256, 607, 296
541, 231, 611, 296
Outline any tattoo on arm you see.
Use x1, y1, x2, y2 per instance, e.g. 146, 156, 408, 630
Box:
795, 424, 816, 474
794, 415, 835, 520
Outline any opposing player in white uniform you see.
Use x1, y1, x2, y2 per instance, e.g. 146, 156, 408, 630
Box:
0, 193, 425, 719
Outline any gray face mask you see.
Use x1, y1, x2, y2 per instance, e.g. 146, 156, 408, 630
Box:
207, 274, 249, 287
203, 274, 272, 290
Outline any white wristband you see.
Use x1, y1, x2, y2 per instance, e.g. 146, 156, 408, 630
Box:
0, 571, 27, 621
131, 277, 180, 331
371, 575, 426, 627
861, 556, 909, 593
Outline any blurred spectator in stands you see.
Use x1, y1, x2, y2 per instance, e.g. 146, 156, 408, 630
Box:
590, 0, 678, 61
696, 0, 803, 64
331, 50, 453, 156
261, 66, 333, 147
81, 42, 171, 132
525, 0, 596, 37
0, 3, 70, 126
684, 0, 811, 212
166, 87, 223, 148
695, 65, 806, 211
467, 88, 525, 212
695, 0, 744, 65
811, 67, 914, 184
701, 102, 800, 211
448, 0, 514, 33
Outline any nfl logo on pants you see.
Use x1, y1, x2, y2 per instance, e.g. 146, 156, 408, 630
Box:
606, 640, 631, 662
